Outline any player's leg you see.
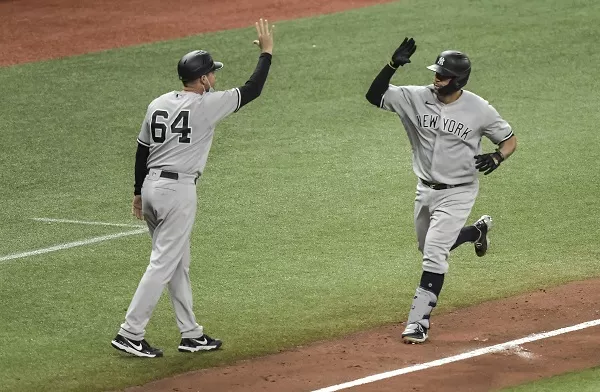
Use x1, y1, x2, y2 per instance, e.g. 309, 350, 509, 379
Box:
402, 183, 435, 343
414, 182, 431, 254
118, 180, 192, 342
450, 225, 479, 249
402, 184, 477, 344
450, 215, 492, 253
423, 184, 478, 273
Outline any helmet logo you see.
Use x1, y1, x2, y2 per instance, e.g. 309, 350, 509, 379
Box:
437, 57, 445, 66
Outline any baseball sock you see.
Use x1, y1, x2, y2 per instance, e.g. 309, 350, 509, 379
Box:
450, 225, 479, 250
419, 271, 444, 297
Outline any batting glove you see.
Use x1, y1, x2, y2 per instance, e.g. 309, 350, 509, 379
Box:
474, 150, 505, 175
390, 37, 417, 69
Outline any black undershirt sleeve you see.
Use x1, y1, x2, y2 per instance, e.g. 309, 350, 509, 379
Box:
365, 63, 397, 107
238, 53, 272, 109
134, 143, 150, 195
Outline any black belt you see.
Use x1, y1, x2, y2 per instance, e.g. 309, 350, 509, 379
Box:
420, 178, 471, 190
159, 170, 199, 184
159, 171, 179, 180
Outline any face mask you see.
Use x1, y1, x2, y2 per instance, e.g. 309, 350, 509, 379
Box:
202, 77, 214, 93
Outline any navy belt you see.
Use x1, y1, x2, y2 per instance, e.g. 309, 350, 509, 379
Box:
420, 178, 471, 190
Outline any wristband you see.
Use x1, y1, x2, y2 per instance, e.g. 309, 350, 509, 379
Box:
495, 149, 505, 162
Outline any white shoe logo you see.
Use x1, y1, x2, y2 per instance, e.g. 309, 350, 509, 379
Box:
125, 338, 143, 351
192, 337, 208, 345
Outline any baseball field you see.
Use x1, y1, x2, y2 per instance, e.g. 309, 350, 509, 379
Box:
1, 0, 599, 391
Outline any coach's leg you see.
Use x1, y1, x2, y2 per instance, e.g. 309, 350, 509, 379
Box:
119, 182, 190, 341
168, 240, 203, 338
166, 184, 203, 338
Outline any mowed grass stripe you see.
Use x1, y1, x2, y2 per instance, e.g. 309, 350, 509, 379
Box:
0, 0, 599, 391
501, 366, 600, 392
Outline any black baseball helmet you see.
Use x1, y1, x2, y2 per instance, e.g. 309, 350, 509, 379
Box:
177, 50, 223, 82
426, 50, 471, 95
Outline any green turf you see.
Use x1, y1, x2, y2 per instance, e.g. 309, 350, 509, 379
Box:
500, 367, 600, 392
0, 0, 599, 391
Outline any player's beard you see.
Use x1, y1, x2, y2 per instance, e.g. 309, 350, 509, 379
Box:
434, 81, 453, 97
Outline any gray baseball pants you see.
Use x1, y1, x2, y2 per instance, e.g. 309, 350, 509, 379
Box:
119, 169, 203, 340
414, 180, 479, 274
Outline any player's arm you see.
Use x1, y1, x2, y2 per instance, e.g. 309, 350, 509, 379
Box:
365, 37, 417, 108
474, 106, 517, 175
497, 134, 517, 160
237, 18, 274, 109
365, 64, 397, 107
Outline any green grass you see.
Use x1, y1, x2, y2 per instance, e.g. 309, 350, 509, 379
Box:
501, 367, 600, 392
0, 0, 599, 391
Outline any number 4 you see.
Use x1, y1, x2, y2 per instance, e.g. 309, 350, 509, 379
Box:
150, 110, 192, 144
171, 111, 191, 143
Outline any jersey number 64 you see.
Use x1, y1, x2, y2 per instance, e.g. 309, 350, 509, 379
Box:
151, 110, 192, 144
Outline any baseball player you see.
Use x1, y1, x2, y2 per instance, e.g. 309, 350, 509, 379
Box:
111, 19, 275, 358
365, 37, 517, 344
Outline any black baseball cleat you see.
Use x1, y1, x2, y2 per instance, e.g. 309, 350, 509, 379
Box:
178, 334, 223, 352
111, 334, 163, 358
473, 215, 493, 257
402, 323, 429, 344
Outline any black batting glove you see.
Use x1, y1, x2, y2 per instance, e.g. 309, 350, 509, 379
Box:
390, 37, 417, 69
474, 150, 505, 175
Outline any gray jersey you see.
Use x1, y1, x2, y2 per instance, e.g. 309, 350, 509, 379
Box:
381, 84, 513, 184
137, 88, 241, 176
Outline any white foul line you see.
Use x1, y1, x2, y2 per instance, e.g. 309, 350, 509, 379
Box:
312, 318, 600, 392
32, 217, 144, 228
0, 228, 146, 263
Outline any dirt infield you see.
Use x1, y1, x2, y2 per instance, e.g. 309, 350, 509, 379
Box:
0, 0, 393, 66
126, 279, 600, 392
4, 1, 600, 391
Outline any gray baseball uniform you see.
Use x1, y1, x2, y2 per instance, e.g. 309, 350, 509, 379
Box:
381, 84, 513, 274
119, 89, 241, 341
366, 43, 517, 344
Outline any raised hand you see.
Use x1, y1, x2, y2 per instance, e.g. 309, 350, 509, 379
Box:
391, 37, 417, 68
252, 18, 274, 54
